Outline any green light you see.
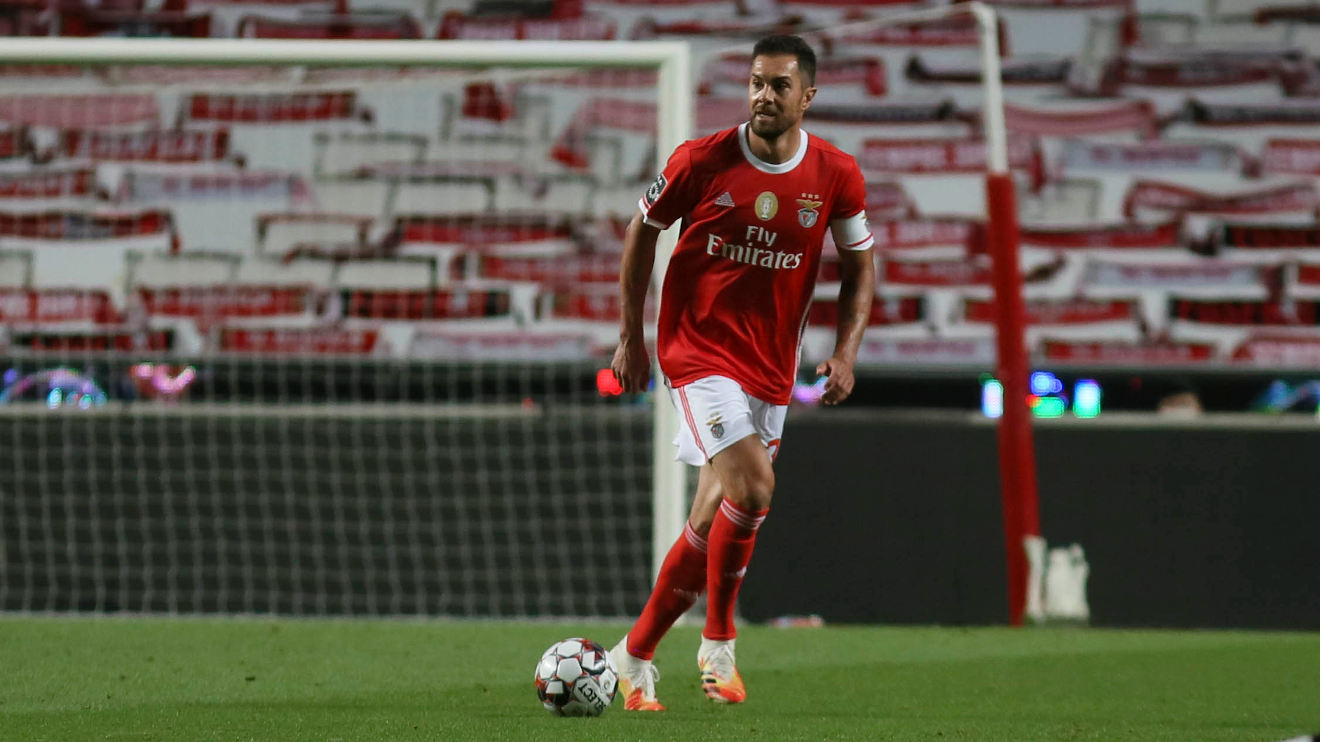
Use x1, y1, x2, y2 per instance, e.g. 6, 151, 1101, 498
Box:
1032, 396, 1065, 418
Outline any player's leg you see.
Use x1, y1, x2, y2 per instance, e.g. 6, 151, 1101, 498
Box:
610, 382, 731, 712
687, 464, 724, 536
612, 466, 720, 706
699, 397, 784, 703
698, 435, 773, 703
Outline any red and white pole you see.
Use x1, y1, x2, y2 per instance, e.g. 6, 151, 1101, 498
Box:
971, 2, 1042, 627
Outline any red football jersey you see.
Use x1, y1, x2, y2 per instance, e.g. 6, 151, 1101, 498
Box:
640, 123, 873, 404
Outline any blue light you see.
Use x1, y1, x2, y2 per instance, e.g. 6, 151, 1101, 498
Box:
47, 389, 62, 408
1030, 371, 1063, 396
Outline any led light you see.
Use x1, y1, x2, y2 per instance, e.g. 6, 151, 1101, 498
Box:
1033, 396, 1065, 418
981, 379, 1003, 418
595, 368, 623, 397
1074, 380, 1101, 418
1030, 371, 1063, 396
792, 376, 828, 405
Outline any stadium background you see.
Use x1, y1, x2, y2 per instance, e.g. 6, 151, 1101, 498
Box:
0, 0, 1317, 631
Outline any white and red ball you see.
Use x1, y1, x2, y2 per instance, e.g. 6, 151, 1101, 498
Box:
533, 638, 618, 717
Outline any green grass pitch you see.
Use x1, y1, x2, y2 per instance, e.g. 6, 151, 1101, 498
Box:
1, 616, 1317, 741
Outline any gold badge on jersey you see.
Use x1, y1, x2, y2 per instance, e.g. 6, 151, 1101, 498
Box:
754, 191, 778, 221
796, 195, 822, 228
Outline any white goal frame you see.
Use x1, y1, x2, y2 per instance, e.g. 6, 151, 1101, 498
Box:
0, 36, 693, 585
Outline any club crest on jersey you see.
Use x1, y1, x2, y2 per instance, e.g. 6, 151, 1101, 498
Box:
796, 196, 823, 228
754, 191, 778, 221
645, 173, 667, 207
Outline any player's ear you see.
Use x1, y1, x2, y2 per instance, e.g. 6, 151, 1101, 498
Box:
801, 84, 816, 111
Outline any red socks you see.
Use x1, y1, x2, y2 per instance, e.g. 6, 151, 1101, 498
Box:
704, 498, 768, 641
626, 521, 708, 660
626, 498, 770, 657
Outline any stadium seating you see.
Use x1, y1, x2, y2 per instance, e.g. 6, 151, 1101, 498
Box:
181, 0, 346, 38
59, 8, 215, 37
437, 9, 617, 40
237, 11, 422, 38
0, 0, 49, 36
257, 212, 374, 256
0, 248, 29, 287
312, 132, 428, 178
6, 0, 1320, 366
133, 253, 339, 354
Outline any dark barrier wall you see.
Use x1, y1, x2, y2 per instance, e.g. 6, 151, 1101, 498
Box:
742, 411, 1320, 630
5, 403, 1317, 628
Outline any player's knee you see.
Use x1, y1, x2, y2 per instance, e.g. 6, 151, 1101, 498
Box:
745, 472, 774, 511
726, 470, 774, 511
688, 515, 713, 537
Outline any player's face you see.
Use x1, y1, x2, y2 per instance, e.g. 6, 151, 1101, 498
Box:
747, 54, 816, 140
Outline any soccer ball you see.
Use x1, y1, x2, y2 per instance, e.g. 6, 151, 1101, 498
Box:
533, 637, 618, 717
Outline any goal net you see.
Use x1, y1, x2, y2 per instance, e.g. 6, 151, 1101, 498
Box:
0, 38, 689, 617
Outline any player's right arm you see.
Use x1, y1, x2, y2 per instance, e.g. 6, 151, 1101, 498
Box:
612, 143, 699, 392
612, 213, 661, 393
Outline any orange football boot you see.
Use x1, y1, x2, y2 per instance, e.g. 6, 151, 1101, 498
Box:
609, 639, 666, 711
698, 639, 746, 704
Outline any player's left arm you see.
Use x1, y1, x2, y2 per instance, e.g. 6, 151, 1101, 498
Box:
816, 237, 874, 405
816, 161, 876, 405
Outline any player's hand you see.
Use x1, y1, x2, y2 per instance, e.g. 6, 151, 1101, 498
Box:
814, 356, 856, 405
611, 337, 651, 393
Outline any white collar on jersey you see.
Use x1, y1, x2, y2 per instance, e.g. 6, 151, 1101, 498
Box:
738, 121, 809, 174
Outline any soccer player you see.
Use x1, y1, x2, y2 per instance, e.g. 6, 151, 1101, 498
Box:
607, 34, 876, 711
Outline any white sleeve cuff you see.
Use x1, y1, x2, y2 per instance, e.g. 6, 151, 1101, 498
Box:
638, 198, 672, 230
831, 210, 873, 251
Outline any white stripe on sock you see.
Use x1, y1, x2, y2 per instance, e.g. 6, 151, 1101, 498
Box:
684, 522, 708, 552
719, 499, 766, 531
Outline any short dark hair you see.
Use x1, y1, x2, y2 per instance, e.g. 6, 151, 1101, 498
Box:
752, 35, 817, 88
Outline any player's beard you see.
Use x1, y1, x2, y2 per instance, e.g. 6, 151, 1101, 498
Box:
749, 107, 790, 140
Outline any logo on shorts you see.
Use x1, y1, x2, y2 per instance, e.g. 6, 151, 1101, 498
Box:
707, 414, 725, 439
796, 195, 822, 228
644, 173, 667, 207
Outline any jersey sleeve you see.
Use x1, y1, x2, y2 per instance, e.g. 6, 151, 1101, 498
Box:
638, 143, 698, 230
829, 159, 874, 251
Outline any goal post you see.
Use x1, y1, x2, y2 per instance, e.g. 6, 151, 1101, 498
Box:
0, 37, 691, 614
